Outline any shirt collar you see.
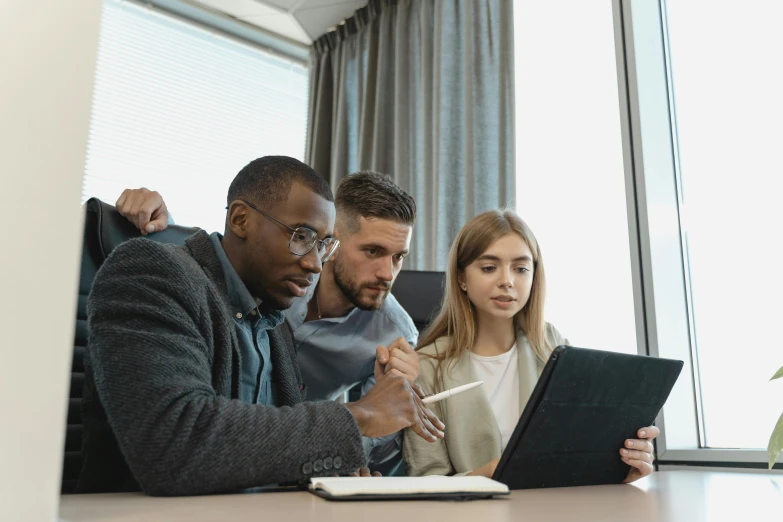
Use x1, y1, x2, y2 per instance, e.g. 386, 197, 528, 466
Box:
209, 232, 284, 324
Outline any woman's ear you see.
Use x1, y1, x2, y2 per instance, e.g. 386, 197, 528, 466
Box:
457, 272, 467, 292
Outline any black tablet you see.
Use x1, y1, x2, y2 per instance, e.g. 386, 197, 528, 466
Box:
492, 346, 683, 489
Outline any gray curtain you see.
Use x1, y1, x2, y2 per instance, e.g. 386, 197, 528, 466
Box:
306, 0, 514, 271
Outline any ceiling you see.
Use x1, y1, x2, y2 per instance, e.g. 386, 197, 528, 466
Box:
190, 0, 367, 45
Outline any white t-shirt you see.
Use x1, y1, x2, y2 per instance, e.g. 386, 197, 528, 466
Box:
469, 343, 520, 452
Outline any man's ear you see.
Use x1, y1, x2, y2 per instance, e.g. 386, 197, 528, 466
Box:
226, 201, 249, 239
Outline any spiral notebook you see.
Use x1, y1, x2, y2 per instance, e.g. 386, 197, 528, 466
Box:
309, 476, 509, 501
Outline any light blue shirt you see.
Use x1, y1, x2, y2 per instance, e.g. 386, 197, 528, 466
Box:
287, 289, 418, 401
210, 232, 285, 405
286, 285, 418, 474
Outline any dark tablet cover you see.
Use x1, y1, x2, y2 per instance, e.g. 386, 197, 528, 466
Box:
493, 346, 683, 489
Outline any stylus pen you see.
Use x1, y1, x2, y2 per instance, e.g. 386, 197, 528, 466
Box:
421, 381, 484, 404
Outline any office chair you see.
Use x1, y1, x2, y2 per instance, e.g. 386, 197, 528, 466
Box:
62, 198, 198, 494
390, 270, 446, 334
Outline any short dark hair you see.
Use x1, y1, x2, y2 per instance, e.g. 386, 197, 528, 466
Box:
227, 156, 333, 208
335, 171, 417, 234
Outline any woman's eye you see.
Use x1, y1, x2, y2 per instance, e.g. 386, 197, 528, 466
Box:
481, 266, 496, 273
515, 267, 530, 274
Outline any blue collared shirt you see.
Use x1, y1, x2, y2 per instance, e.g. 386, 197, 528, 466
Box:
210, 232, 285, 405
287, 288, 418, 401
286, 284, 418, 473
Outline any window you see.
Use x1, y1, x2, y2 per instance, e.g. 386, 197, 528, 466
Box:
665, 1, 783, 450
616, 0, 783, 466
514, 1, 638, 355
83, 0, 309, 233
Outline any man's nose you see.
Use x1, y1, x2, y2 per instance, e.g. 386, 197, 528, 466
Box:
375, 257, 394, 282
299, 247, 323, 274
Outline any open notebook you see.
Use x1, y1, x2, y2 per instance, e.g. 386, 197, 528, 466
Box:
309, 476, 509, 501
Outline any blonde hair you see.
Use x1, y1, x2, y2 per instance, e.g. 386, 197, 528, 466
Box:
418, 209, 551, 388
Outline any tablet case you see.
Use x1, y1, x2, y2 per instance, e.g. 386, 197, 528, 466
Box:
493, 346, 683, 489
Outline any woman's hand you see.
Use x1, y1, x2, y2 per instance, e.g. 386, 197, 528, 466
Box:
622, 426, 660, 483
467, 458, 500, 478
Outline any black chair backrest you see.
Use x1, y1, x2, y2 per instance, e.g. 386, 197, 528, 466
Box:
390, 270, 446, 335
63, 198, 199, 494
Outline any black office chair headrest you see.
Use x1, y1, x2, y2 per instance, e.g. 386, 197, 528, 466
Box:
85, 197, 199, 259
390, 270, 446, 334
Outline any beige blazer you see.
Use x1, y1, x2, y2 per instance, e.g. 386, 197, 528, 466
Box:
403, 323, 568, 476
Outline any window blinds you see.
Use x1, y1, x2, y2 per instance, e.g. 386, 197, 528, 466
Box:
83, 0, 309, 233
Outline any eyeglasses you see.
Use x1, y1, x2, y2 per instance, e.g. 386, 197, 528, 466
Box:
237, 200, 340, 263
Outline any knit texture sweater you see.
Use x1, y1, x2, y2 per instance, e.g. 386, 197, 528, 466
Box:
77, 231, 365, 496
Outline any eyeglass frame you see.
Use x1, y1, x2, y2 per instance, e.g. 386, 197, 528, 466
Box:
228, 199, 340, 262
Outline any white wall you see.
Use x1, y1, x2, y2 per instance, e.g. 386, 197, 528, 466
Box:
514, 1, 637, 355
0, 1, 102, 521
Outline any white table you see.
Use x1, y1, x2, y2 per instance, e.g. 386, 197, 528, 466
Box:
59, 470, 783, 522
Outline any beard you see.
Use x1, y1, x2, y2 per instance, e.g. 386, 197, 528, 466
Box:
332, 255, 391, 311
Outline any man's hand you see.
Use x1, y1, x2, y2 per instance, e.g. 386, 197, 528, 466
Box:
622, 426, 659, 483
467, 458, 499, 478
346, 364, 444, 442
375, 337, 419, 381
116, 188, 169, 235
348, 467, 382, 477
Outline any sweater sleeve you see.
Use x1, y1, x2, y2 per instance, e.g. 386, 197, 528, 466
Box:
87, 240, 365, 496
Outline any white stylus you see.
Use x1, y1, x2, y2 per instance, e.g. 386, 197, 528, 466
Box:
421, 381, 484, 404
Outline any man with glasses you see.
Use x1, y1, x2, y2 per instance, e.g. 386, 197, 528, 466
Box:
118, 173, 421, 476
79, 156, 444, 496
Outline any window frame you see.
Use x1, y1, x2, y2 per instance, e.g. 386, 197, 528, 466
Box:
612, 0, 779, 469
144, 0, 309, 65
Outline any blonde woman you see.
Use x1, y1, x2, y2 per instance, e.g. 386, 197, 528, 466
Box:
403, 210, 658, 482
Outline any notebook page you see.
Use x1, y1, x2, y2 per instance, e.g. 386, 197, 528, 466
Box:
309, 476, 509, 497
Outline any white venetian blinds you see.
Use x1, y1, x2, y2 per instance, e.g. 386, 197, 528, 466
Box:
83, 0, 309, 233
